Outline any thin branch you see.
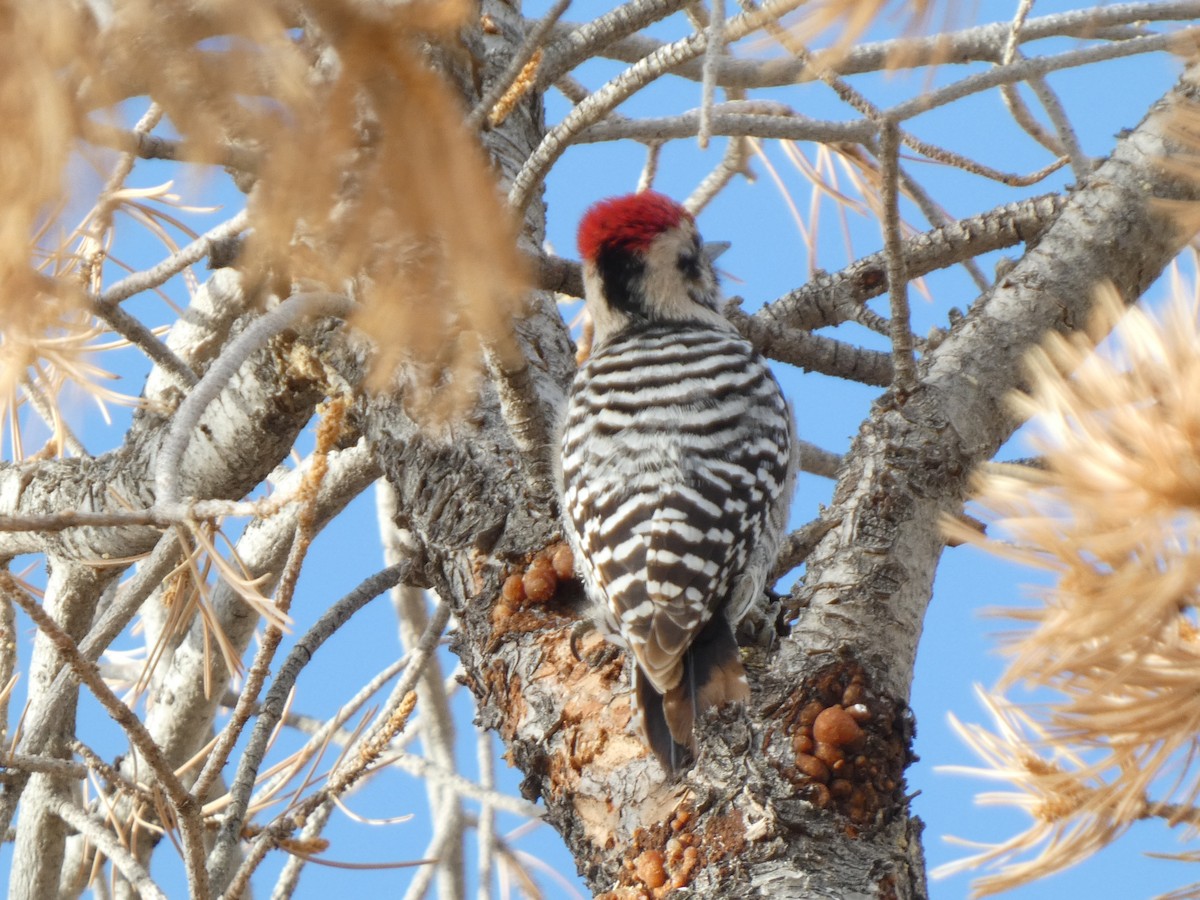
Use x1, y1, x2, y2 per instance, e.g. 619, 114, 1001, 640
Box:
878, 121, 917, 396
576, 109, 874, 144
81, 120, 260, 172
205, 563, 415, 893
537, 0, 695, 89
508, 0, 807, 214
0, 537, 182, 870
401, 808, 464, 900
747, 194, 1064, 333
894, 166, 992, 294
796, 439, 844, 480
887, 31, 1191, 123
241, 653, 436, 806
687, 134, 751, 213
195, 400, 342, 805
1, 753, 88, 780
730, 303, 895, 384
189, 530, 302, 801
154, 291, 352, 510
536, 252, 585, 297
379, 483, 464, 900
264, 655, 416, 900
72, 739, 157, 807
92, 299, 199, 390
555, 2, 1200, 88
477, 729, 496, 900
376, 749, 544, 820
80, 103, 164, 291
225, 683, 417, 900
0, 580, 14, 751
100, 209, 248, 305
637, 142, 663, 193
48, 792, 169, 900
999, 73, 1067, 159
225, 600, 452, 895
997, 0, 1068, 161
773, 514, 843, 581
0, 509, 169, 532
901, 130, 1068, 187
699, 0, 725, 149
468, 0, 573, 130
2, 572, 211, 898
1027, 73, 1092, 179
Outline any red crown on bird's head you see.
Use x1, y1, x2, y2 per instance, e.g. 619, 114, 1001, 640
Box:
576, 191, 693, 263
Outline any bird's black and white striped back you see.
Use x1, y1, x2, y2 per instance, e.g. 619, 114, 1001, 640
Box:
560, 320, 793, 766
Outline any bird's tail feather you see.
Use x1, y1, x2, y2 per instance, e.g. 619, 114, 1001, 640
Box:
637, 615, 749, 772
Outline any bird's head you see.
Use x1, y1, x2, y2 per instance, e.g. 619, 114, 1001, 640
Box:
576, 191, 729, 346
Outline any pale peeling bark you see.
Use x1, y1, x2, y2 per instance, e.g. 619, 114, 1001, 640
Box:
1, 274, 338, 895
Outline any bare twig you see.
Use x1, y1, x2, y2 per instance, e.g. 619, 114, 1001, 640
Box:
154, 291, 352, 510
888, 31, 1192, 123
401, 807, 463, 900
80, 104, 164, 288
190, 398, 344, 804
378, 483, 464, 900
878, 121, 917, 396
555, 2, 1200, 88
537, 0, 695, 89
0, 581, 15, 751
225, 597, 453, 896
747, 194, 1064, 334
477, 728, 497, 900
687, 135, 751, 213
80, 120, 260, 172
469, 0, 572, 130
773, 514, 843, 581
100, 210, 248, 306
796, 439, 844, 480
48, 792, 168, 900
637, 142, 663, 193
998, 0, 1068, 161
93, 299, 199, 390
901, 130, 1068, 187
1, 753, 87, 780
746, 321, 894, 385
1028, 77, 1092, 181
509, 0, 807, 214
377, 749, 543, 820
699, 0, 725, 149
893, 167, 991, 294
3, 572, 211, 898
263, 654, 417, 899
576, 109, 874, 144
0, 536, 182, 866
205, 563, 415, 893
0, 509, 168, 532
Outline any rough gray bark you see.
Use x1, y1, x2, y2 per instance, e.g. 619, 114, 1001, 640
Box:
2, 4, 1199, 899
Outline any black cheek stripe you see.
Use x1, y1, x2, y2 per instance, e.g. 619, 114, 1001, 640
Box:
595, 247, 649, 320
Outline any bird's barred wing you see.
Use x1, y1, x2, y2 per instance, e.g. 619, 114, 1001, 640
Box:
561, 327, 793, 693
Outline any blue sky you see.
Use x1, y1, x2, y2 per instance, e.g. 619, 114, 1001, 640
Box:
4, 3, 1198, 898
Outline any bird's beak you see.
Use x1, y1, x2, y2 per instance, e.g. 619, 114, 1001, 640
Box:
702, 241, 731, 263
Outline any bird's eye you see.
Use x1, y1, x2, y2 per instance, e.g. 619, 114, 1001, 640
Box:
676, 238, 704, 281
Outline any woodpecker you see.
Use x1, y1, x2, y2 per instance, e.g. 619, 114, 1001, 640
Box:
559, 191, 796, 772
